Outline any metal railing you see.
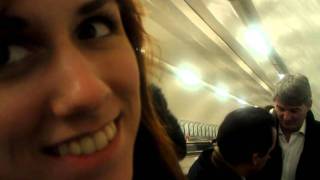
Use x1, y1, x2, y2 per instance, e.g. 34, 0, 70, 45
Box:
179, 120, 218, 155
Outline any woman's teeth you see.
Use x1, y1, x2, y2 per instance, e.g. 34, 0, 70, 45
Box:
56, 122, 117, 156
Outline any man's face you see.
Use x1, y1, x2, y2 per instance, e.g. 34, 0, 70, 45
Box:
274, 98, 310, 134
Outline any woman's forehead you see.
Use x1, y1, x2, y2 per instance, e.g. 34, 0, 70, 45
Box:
0, 0, 118, 16
0, 0, 120, 33
0, 0, 123, 47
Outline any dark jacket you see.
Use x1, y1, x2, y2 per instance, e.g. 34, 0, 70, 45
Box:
188, 148, 243, 180
249, 110, 320, 180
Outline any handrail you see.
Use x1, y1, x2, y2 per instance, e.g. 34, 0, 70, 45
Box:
179, 120, 218, 142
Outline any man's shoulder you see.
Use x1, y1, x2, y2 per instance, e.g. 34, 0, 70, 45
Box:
305, 112, 320, 145
312, 119, 320, 128
306, 111, 320, 128
188, 148, 216, 179
193, 148, 214, 168
307, 119, 320, 130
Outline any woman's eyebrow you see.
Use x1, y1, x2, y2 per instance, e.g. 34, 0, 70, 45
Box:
78, 0, 108, 15
0, 16, 28, 31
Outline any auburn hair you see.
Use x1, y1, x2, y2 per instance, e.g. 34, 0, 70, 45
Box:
118, 0, 186, 179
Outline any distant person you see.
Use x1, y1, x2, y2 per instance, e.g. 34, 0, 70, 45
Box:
251, 74, 320, 180
188, 107, 276, 180
150, 84, 187, 160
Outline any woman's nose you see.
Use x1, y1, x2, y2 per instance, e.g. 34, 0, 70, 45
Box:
49, 45, 110, 119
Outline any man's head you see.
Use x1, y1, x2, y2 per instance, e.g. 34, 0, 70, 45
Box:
273, 74, 312, 134
217, 107, 276, 172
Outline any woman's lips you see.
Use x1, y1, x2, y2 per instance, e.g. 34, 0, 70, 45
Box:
43, 113, 122, 157
37, 112, 125, 178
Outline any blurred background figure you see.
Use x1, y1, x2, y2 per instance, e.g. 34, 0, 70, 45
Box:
188, 107, 276, 180
150, 84, 187, 160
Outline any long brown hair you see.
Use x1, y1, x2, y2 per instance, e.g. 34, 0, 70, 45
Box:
118, 0, 186, 179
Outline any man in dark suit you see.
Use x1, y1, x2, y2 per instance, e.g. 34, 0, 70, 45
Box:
251, 73, 320, 180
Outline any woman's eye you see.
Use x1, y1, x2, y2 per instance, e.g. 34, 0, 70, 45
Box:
77, 21, 111, 40
0, 44, 30, 66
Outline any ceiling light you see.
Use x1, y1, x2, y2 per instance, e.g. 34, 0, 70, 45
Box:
245, 25, 271, 56
176, 64, 201, 87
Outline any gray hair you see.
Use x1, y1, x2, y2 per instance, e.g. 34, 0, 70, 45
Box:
273, 74, 312, 105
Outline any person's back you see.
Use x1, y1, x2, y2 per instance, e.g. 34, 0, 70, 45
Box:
188, 107, 276, 180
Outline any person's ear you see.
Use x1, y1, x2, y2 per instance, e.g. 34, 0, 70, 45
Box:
307, 99, 312, 109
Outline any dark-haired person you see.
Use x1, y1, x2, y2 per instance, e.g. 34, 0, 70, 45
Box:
0, 0, 185, 179
150, 84, 187, 160
252, 74, 320, 180
188, 107, 276, 180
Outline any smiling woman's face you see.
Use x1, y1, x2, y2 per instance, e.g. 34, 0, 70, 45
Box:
0, 0, 141, 179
